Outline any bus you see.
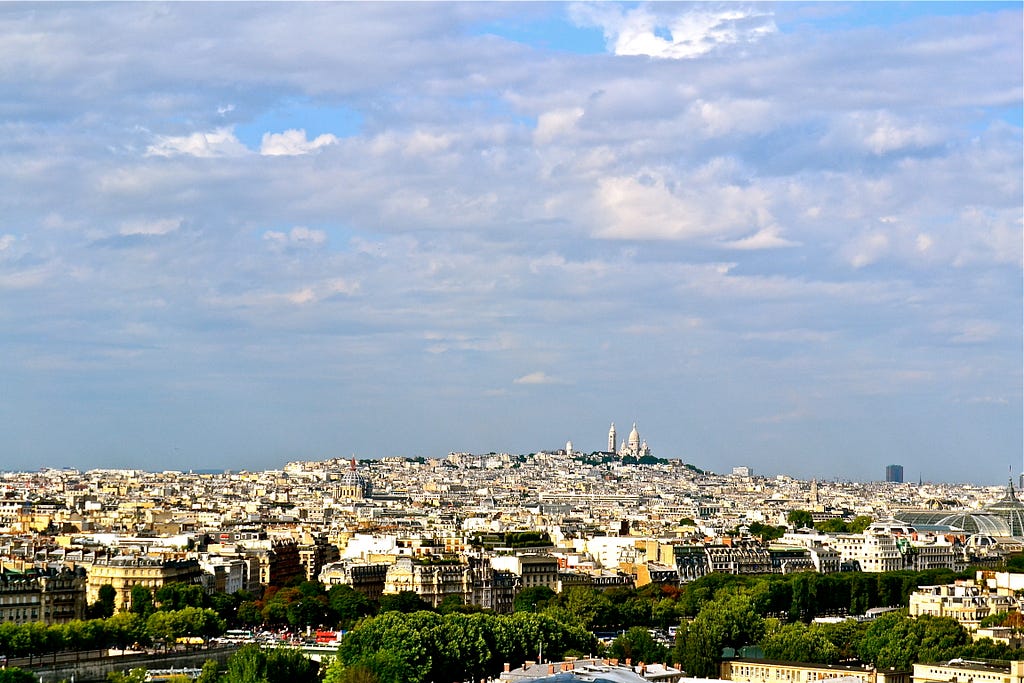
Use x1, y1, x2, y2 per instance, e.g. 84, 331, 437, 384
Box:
221, 629, 254, 643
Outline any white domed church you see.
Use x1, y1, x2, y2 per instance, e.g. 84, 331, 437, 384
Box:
607, 422, 651, 458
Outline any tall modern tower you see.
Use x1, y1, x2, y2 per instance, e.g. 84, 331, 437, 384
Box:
885, 464, 904, 483
608, 423, 616, 453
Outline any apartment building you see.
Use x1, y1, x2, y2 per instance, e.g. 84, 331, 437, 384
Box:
0, 567, 86, 625
722, 659, 910, 683
909, 579, 1019, 630
913, 660, 1024, 683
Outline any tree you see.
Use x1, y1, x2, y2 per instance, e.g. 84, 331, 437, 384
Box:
89, 584, 117, 619
378, 591, 430, 614
748, 522, 786, 541
673, 619, 719, 678
609, 626, 669, 664
849, 516, 873, 533
337, 611, 435, 683
145, 607, 225, 642
761, 622, 839, 664
513, 586, 556, 613
326, 651, 415, 683
195, 659, 221, 683
849, 574, 873, 615
652, 597, 682, 630
0, 669, 38, 683
129, 585, 154, 617
437, 594, 466, 614
787, 510, 814, 529
560, 586, 608, 629
156, 583, 208, 611
815, 519, 849, 533
673, 593, 764, 677
222, 644, 320, 683
788, 574, 818, 622
328, 584, 374, 628
107, 669, 147, 683
816, 617, 866, 661
856, 611, 966, 669
105, 612, 147, 650
237, 601, 263, 626
286, 596, 331, 628
209, 591, 241, 625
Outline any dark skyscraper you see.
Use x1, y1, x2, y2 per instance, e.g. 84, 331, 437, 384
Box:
886, 464, 904, 483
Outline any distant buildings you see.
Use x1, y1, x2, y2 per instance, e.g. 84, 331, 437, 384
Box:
2, 447, 1024, 632
886, 464, 904, 483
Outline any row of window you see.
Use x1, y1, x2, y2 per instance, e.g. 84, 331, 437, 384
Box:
0, 594, 40, 604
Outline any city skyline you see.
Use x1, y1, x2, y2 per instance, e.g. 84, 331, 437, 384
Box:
0, 3, 1020, 484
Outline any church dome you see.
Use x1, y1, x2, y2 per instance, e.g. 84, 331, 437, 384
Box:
336, 459, 372, 499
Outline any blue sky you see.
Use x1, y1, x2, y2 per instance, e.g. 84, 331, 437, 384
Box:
0, 2, 1020, 483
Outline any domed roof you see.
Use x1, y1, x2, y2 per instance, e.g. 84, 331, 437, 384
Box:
628, 423, 640, 445
894, 509, 1011, 535
985, 481, 1024, 536
339, 468, 367, 487
337, 458, 371, 497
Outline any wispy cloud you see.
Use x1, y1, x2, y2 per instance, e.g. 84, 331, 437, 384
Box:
146, 128, 249, 158
513, 371, 562, 385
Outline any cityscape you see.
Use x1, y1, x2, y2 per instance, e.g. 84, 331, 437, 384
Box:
1, 1, 1022, 683
3, 429, 1024, 682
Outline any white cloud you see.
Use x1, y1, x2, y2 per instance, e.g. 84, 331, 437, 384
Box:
0, 234, 15, 251
592, 169, 776, 243
146, 127, 249, 158
690, 98, 777, 137
915, 233, 933, 253
119, 218, 181, 236
534, 107, 585, 145
260, 129, 339, 156
572, 4, 776, 59
513, 371, 560, 385
964, 396, 1010, 405
832, 111, 944, 156
842, 231, 890, 268
947, 320, 1001, 345
722, 227, 800, 250
263, 226, 328, 249
287, 287, 317, 305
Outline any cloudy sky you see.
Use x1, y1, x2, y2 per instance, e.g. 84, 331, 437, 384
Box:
1, 2, 1020, 482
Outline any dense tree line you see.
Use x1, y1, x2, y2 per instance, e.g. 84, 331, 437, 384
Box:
326, 610, 596, 683
0, 603, 225, 657
106, 645, 319, 683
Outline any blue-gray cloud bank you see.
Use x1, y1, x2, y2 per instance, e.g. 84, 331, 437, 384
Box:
0, 2, 1020, 483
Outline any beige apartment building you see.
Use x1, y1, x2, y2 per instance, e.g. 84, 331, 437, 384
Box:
722, 659, 910, 683
0, 567, 87, 625
909, 579, 1019, 630
85, 556, 202, 611
913, 660, 1024, 683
